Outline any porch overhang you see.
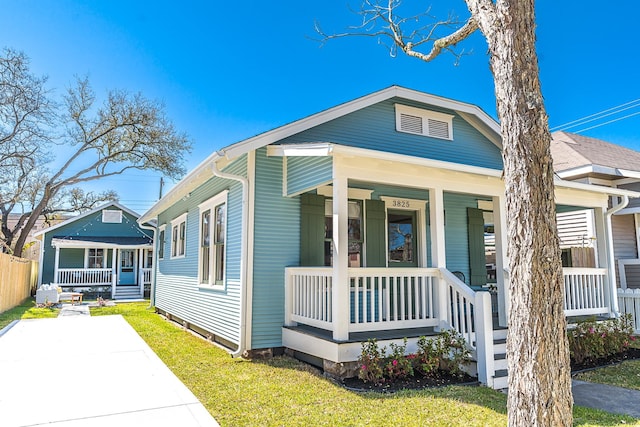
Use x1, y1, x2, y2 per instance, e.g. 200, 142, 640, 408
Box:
51, 236, 153, 249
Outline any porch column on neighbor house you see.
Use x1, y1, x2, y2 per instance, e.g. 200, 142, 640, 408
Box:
493, 195, 509, 327
332, 172, 350, 341
594, 206, 618, 315
53, 245, 60, 284
111, 248, 117, 299
428, 187, 447, 330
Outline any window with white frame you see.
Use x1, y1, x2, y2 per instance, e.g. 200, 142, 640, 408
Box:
395, 104, 454, 140
86, 248, 105, 268
198, 191, 228, 287
171, 213, 187, 258
102, 209, 123, 223
158, 225, 166, 259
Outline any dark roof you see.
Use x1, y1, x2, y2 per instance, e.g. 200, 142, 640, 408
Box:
52, 235, 152, 245
551, 131, 640, 174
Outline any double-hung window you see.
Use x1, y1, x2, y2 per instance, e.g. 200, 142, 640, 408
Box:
171, 213, 187, 258
158, 225, 166, 259
199, 191, 228, 288
86, 248, 105, 268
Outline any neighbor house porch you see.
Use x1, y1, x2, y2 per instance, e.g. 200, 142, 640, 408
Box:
51, 237, 153, 299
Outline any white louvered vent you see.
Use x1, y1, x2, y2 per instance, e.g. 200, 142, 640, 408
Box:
427, 118, 450, 139
395, 104, 454, 140
102, 209, 123, 223
399, 113, 423, 134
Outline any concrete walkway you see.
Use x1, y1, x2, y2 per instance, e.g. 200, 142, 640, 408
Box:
57, 302, 91, 317
573, 379, 640, 418
0, 315, 219, 427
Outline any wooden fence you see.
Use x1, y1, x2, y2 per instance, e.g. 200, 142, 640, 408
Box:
0, 252, 39, 313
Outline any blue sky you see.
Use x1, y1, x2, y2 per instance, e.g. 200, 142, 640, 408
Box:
2, 0, 640, 213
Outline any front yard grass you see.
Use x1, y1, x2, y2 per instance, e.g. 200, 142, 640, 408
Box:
575, 360, 640, 391
91, 302, 639, 426
0, 298, 59, 329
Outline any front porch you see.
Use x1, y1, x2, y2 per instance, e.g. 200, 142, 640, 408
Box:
51, 239, 153, 299
283, 266, 611, 388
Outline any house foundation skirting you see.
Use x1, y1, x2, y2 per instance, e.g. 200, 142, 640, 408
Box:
155, 308, 238, 352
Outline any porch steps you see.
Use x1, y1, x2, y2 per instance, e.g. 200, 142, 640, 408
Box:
113, 286, 143, 300
491, 328, 509, 390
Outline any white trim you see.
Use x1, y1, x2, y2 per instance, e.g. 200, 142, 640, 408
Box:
138, 86, 502, 224
267, 143, 334, 157
395, 103, 454, 140
170, 213, 188, 259
197, 190, 229, 290
618, 258, 640, 290
317, 186, 373, 200
282, 156, 288, 197
34, 202, 140, 237
51, 238, 152, 249
245, 150, 256, 350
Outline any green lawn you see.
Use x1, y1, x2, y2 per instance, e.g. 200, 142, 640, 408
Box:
0, 298, 60, 329
575, 360, 640, 391
91, 302, 639, 426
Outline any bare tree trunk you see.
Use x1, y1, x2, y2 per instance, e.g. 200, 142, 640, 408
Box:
469, 1, 573, 425
12, 185, 53, 258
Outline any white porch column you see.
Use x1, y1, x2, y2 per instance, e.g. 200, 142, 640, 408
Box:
429, 187, 446, 268
429, 187, 447, 330
493, 195, 509, 327
332, 172, 350, 341
138, 248, 144, 295
111, 248, 117, 299
53, 245, 60, 284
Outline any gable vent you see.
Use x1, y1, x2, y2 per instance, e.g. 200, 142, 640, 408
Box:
395, 104, 454, 140
399, 113, 423, 134
102, 209, 123, 223
427, 118, 450, 139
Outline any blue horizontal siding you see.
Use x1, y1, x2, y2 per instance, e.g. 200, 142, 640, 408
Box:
154, 155, 247, 346
276, 98, 502, 170
251, 147, 300, 349
287, 156, 332, 195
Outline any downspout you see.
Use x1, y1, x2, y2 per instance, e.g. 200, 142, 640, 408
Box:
139, 223, 158, 308
605, 195, 629, 316
212, 157, 250, 358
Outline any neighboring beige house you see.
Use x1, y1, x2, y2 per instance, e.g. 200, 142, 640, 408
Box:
2, 214, 68, 261
551, 131, 640, 289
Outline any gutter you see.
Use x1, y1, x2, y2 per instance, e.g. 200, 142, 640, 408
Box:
605, 195, 629, 316
211, 158, 250, 358
138, 223, 158, 308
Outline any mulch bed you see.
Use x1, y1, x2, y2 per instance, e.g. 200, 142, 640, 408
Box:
339, 348, 640, 393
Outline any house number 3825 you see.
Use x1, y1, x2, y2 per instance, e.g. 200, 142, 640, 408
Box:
392, 200, 411, 208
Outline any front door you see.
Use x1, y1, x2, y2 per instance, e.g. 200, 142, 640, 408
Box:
118, 249, 137, 285
387, 210, 418, 267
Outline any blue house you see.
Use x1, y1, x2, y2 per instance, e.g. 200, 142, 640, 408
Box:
35, 202, 154, 300
138, 86, 636, 388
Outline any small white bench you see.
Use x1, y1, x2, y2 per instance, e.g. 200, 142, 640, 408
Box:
35, 285, 83, 304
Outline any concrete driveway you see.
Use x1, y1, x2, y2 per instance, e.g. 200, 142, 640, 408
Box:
0, 315, 219, 427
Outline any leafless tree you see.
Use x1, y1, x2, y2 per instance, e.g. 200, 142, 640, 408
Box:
319, 1, 572, 425
0, 49, 191, 257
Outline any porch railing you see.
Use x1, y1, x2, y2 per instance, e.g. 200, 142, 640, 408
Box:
56, 268, 113, 286
563, 268, 609, 316
348, 268, 439, 332
140, 268, 152, 285
286, 267, 333, 330
618, 288, 640, 334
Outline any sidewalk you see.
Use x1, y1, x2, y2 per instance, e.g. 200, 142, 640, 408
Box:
0, 314, 219, 427
573, 379, 640, 418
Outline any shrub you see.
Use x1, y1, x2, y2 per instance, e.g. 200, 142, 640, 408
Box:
358, 339, 385, 384
568, 314, 635, 365
415, 329, 471, 376
384, 338, 413, 380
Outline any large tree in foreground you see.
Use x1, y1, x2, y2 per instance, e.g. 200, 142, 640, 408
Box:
0, 49, 191, 257
320, 1, 572, 425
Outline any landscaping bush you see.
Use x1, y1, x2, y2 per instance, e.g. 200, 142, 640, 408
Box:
568, 314, 635, 365
357, 330, 471, 384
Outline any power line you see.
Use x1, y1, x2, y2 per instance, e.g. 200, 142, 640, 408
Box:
551, 98, 640, 133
